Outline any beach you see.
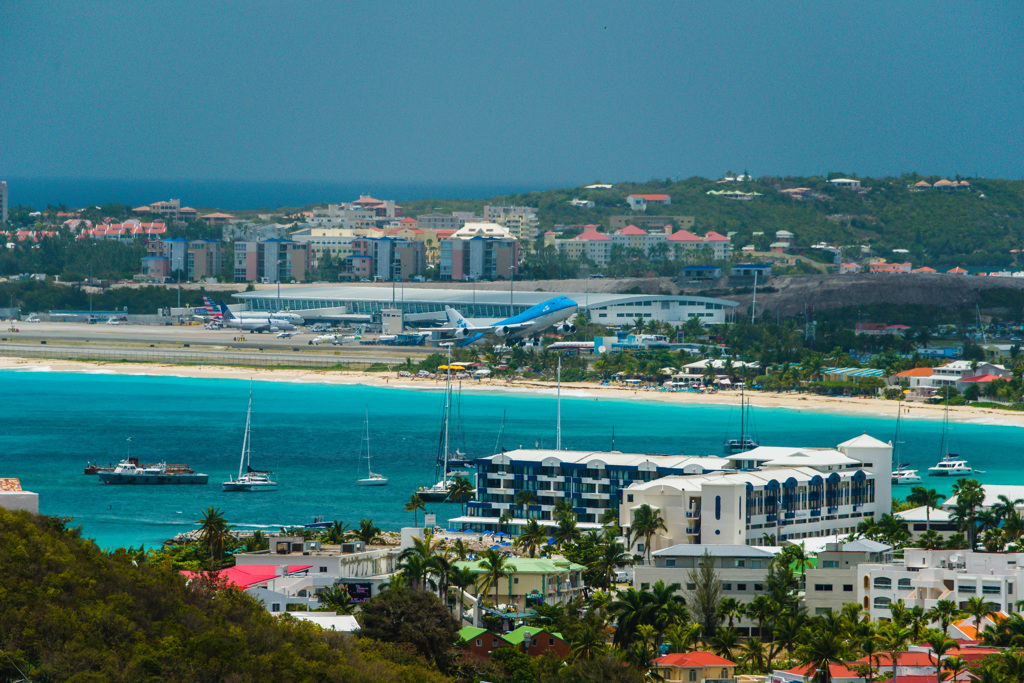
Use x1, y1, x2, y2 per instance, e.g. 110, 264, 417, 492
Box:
2, 355, 1020, 427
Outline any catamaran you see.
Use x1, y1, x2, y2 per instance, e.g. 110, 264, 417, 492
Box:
724, 386, 759, 453
356, 409, 388, 486
928, 392, 977, 477
417, 347, 466, 501
891, 394, 922, 484
223, 382, 278, 492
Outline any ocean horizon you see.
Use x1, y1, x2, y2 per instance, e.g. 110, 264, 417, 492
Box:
2, 368, 1018, 551
3, 177, 567, 213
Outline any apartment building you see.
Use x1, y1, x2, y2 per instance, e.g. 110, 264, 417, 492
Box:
544, 226, 730, 265
619, 434, 893, 555
233, 239, 310, 283
439, 230, 519, 281
144, 238, 222, 280
857, 548, 1024, 622
626, 194, 672, 211
484, 205, 539, 243
346, 237, 425, 281
609, 215, 695, 231
804, 540, 893, 616
308, 204, 378, 229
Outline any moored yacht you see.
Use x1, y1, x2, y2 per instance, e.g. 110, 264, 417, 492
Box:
928, 458, 974, 477
892, 467, 922, 485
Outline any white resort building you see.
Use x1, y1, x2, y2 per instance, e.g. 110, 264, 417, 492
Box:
456, 435, 892, 549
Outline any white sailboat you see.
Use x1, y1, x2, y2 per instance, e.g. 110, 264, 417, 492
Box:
356, 409, 388, 486
928, 391, 977, 477
724, 386, 759, 453
417, 347, 463, 502
891, 395, 922, 485
223, 382, 278, 492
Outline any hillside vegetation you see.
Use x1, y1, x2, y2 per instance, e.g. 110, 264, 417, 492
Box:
0, 509, 450, 682
403, 174, 1024, 269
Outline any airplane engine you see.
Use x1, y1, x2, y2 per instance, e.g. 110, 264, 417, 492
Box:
454, 327, 472, 339
556, 322, 576, 335
493, 326, 511, 338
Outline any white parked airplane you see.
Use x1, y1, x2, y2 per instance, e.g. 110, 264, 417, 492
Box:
443, 296, 578, 346
23, 315, 41, 323
277, 330, 298, 338
309, 334, 361, 346
218, 302, 296, 333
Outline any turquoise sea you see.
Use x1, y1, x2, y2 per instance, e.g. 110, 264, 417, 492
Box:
2, 369, 1021, 551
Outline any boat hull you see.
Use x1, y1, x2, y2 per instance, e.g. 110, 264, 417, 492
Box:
222, 481, 278, 492
357, 478, 389, 486
99, 473, 208, 485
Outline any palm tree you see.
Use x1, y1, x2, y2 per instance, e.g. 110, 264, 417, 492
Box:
323, 520, 349, 544
908, 487, 943, 533
631, 503, 667, 564
718, 596, 743, 629
448, 566, 477, 624
403, 494, 426, 527
350, 518, 384, 545
924, 632, 957, 683
451, 538, 470, 561
664, 623, 702, 654
609, 587, 651, 647
568, 621, 609, 662
516, 518, 546, 558
196, 506, 231, 562
879, 622, 912, 683
793, 622, 850, 683
590, 536, 632, 590
992, 494, 1024, 523
446, 475, 475, 517
927, 600, 964, 636
964, 595, 990, 637
477, 548, 514, 610
710, 626, 740, 660
514, 489, 539, 519
554, 515, 581, 548
317, 584, 355, 614
942, 656, 967, 683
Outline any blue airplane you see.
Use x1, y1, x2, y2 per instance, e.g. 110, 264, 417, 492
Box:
444, 295, 579, 346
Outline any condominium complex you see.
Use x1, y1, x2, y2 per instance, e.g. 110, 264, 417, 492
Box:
858, 548, 1024, 621
140, 238, 223, 281
347, 237, 426, 281
484, 205, 539, 243
233, 239, 310, 283
439, 227, 519, 281
544, 225, 731, 265
804, 540, 894, 616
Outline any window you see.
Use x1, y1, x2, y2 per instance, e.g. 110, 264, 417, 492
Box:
475, 639, 482, 647
873, 597, 892, 608
814, 584, 833, 592
665, 559, 676, 568
751, 559, 762, 569
737, 583, 747, 591
627, 494, 634, 502
722, 583, 732, 591
958, 584, 977, 594
822, 560, 840, 568
873, 577, 892, 589
734, 559, 746, 568
898, 578, 911, 590
721, 669, 729, 678
687, 583, 696, 591
844, 584, 854, 592
319, 566, 327, 573
689, 671, 697, 682
983, 584, 1002, 595
514, 578, 519, 584
493, 639, 500, 647
271, 603, 280, 612
549, 638, 555, 646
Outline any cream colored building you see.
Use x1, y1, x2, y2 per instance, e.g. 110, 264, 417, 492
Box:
454, 557, 585, 609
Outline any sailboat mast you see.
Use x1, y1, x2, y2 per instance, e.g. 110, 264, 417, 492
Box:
443, 346, 452, 475
740, 386, 746, 442
556, 354, 562, 451
240, 384, 252, 479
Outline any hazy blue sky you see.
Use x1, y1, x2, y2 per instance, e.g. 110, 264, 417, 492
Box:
2, 2, 1022, 186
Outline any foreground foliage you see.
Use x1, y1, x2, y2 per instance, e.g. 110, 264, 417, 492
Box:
0, 508, 449, 682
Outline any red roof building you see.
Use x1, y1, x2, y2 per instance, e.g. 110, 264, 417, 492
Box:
574, 228, 611, 241
180, 564, 313, 589
653, 651, 736, 683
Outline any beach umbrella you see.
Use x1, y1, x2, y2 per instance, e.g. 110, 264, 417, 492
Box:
489, 545, 501, 550
547, 537, 556, 545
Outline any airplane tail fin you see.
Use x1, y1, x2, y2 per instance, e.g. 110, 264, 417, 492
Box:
445, 306, 468, 329
218, 301, 237, 320
203, 295, 222, 318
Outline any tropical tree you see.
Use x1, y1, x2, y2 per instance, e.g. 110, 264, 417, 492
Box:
317, 584, 355, 614
793, 616, 851, 683
403, 494, 426, 527
196, 506, 232, 562
350, 518, 384, 545
927, 599, 964, 636
924, 631, 958, 683
446, 476, 475, 517
942, 655, 967, 683
631, 504, 667, 564
590, 534, 633, 590
686, 550, 723, 639
964, 595, 991, 637
879, 622, 912, 683
448, 565, 477, 624
516, 518, 547, 558
907, 487, 943, 533
718, 596, 743, 629
477, 548, 515, 610
554, 515, 581, 548
710, 626, 740, 660
514, 489, 539, 519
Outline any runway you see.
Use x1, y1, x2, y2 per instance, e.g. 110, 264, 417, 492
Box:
0, 322, 436, 367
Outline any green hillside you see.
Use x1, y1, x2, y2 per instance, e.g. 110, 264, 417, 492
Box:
402, 174, 1024, 269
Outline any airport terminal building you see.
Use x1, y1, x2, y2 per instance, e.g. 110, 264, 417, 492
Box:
232, 286, 738, 327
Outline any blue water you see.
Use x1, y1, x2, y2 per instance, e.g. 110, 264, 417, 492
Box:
5, 177, 554, 212
2, 369, 1021, 551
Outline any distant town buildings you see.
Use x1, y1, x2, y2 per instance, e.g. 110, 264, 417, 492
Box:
483, 205, 539, 243
140, 238, 223, 281
626, 193, 672, 211
544, 224, 731, 266
346, 237, 426, 281
439, 224, 519, 281
132, 199, 198, 220
828, 178, 862, 191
